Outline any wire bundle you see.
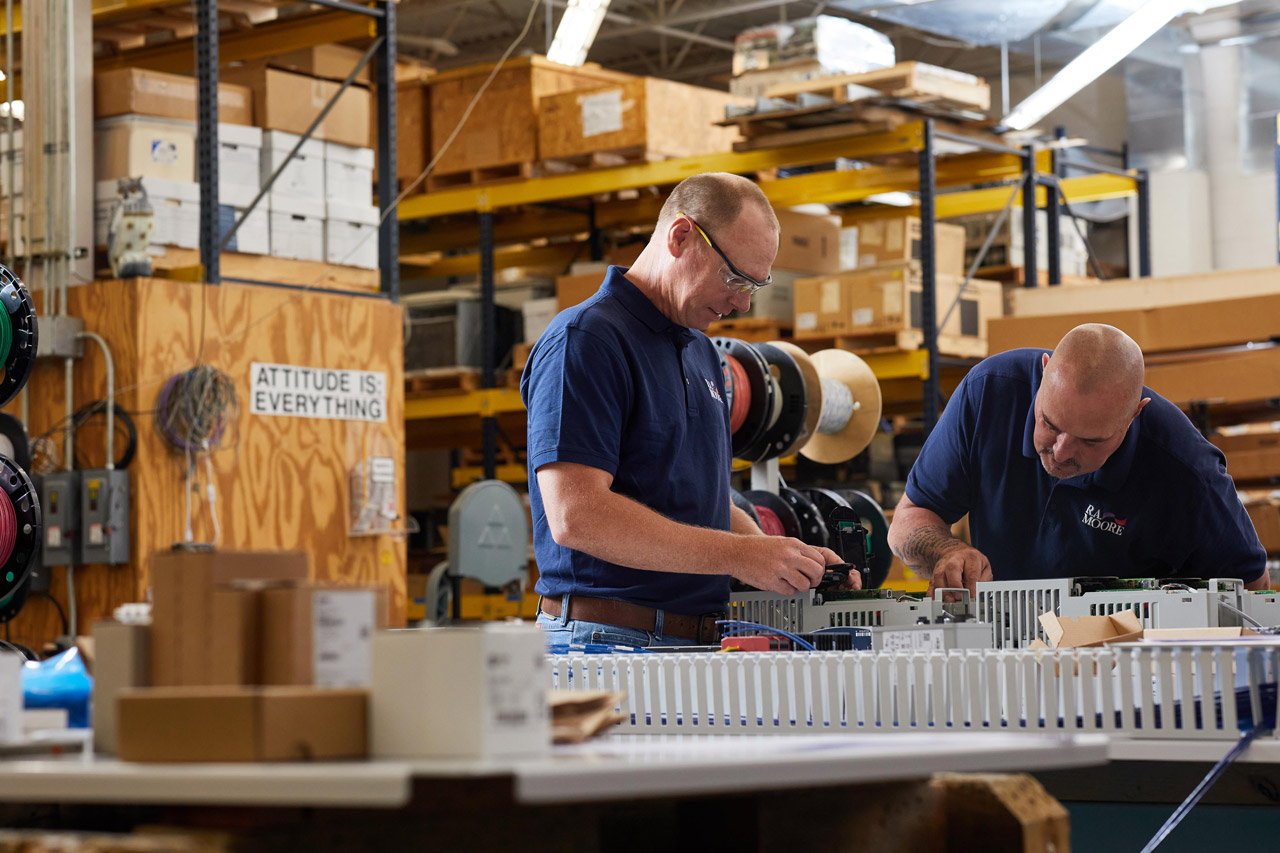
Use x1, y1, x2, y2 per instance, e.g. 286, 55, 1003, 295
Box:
156, 366, 238, 452
0, 304, 11, 368
754, 505, 786, 537
724, 354, 750, 434
0, 490, 15, 575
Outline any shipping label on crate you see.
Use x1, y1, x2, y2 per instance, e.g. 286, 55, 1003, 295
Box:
250, 362, 387, 423
579, 89, 624, 137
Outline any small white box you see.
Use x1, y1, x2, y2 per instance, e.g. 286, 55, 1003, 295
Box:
219, 204, 269, 255
95, 115, 197, 182
0, 651, 20, 745
521, 296, 558, 343
218, 123, 262, 207
94, 177, 199, 249
325, 201, 378, 269
371, 625, 549, 760
261, 130, 325, 204
270, 209, 324, 262
0, 128, 22, 196
324, 142, 374, 205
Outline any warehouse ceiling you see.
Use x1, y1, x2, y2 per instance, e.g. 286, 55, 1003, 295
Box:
394, 0, 1277, 92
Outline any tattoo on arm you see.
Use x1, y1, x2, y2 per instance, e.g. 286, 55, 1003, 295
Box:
892, 526, 965, 573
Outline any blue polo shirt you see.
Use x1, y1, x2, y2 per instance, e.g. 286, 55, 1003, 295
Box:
906, 348, 1265, 583
521, 267, 733, 614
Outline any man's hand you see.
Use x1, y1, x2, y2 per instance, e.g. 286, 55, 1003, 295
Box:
929, 545, 992, 600
730, 537, 831, 596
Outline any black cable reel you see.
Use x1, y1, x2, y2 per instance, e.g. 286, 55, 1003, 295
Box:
0, 265, 42, 621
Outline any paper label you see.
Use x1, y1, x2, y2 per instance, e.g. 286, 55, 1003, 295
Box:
150, 140, 179, 165
370, 457, 395, 484
820, 280, 840, 314
0, 653, 21, 744
580, 89, 624, 138
796, 312, 817, 331
88, 524, 104, 546
46, 527, 61, 549
882, 628, 946, 653
485, 641, 548, 734
852, 307, 874, 326
312, 590, 376, 688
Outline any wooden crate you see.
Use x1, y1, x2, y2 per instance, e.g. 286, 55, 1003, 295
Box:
426, 55, 630, 184
537, 77, 748, 166
764, 61, 990, 111
793, 263, 1002, 357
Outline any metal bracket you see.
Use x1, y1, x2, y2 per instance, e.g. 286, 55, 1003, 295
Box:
35, 315, 84, 360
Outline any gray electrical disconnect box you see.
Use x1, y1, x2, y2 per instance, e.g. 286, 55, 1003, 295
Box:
80, 469, 130, 565
39, 471, 81, 568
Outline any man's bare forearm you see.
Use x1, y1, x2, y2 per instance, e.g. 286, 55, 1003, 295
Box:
891, 525, 966, 573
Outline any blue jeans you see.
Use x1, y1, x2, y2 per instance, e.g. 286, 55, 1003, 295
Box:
536, 595, 697, 648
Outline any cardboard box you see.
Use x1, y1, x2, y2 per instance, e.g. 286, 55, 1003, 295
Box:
1007, 266, 1278, 318
793, 263, 1002, 348
267, 45, 376, 85
537, 77, 746, 162
324, 143, 374, 204
989, 292, 1280, 356
1037, 609, 1144, 649
94, 115, 197, 182
857, 217, 965, 278
325, 201, 379, 269
270, 209, 325, 262
1213, 423, 1280, 482
1243, 497, 1280, 553
149, 549, 309, 687
1144, 347, 1280, 408
555, 272, 604, 312
218, 204, 270, 255
738, 267, 802, 323
371, 625, 549, 759
117, 686, 368, 762
774, 208, 841, 274
522, 296, 559, 343
222, 63, 370, 148
95, 67, 253, 125
406, 574, 429, 623
261, 130, 326, 205
91, 622, 150, 755
219, 123, 262, 208
261, 583, 387, 687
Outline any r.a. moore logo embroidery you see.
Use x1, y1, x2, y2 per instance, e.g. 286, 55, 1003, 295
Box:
1082, 504, 1127, 536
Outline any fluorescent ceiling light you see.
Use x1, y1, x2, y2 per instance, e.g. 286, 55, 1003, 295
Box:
547, 0, 612, 67
1002, 0, 1189, 131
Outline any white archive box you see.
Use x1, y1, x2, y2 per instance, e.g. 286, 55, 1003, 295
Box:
324, 142, 374, 205
371, 624, 550, 760
261, 129, 325, 206
325, 201, 378, 269
270, 193, 324, 262
219, 122, 263, 209
95, 115, 197, 182
0, 651, 19, 745
93, 177, 199, 249
218, 204, 270, 255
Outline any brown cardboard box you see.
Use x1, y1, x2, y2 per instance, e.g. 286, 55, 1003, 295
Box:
1144, 347, 1280, 408
261, 583, 388, 686
989, 292, 1280, 356
793, 263, 1002, 349
1213, 423, 1280, 482
209, 586, 264, 686
270, 47, 432, 85
150, 549, 309, 687
774, 209, 841, 274
1007, 265, 1277, 318
1243, 497, 1280, 553
221, 64, 371, 148
95, 68, 252, 125
556, 272, 604, 312
1035, 609, 1144, 649
116, 686, 368, 762
857, 217, 966, 278
91, 622, 150, 756
94, 116, 197, 182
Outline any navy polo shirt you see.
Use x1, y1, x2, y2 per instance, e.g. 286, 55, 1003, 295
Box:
906, 348, 1265, 583
521, 267, 733, 615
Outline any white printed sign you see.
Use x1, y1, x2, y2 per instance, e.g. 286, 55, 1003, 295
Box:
312, 590, 376, 688
250, 362, 387, 423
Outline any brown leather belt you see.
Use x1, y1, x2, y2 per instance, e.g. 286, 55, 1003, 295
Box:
540, 595, 723, 644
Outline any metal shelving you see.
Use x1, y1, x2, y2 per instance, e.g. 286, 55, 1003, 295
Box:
400, 117, 1146, 476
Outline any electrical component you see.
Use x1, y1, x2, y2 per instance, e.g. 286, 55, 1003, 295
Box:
729, 586, 977, 634
79, 469, 129, 565
38, 470, 79, 569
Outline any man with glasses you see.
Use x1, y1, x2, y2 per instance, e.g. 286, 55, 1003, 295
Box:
522, 172, 852, 648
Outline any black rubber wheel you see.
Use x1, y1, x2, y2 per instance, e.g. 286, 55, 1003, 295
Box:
780, 487, 828, 549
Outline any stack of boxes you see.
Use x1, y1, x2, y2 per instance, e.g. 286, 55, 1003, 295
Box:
92, 61, 379, 270
93, 549, 388, 761
952, 208, 1092, 279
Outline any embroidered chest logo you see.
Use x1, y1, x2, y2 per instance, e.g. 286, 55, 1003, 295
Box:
705, 377, 723, 404
1082, 504, 1127, 537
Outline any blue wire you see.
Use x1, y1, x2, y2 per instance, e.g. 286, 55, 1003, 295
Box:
716, 619, 818, 651
1139, 727, 1256, 853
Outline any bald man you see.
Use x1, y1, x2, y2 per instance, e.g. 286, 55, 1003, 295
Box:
889, 324, 1271, 596
523, 173, 850, 649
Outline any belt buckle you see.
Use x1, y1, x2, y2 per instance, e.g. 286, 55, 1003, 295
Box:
698, 612, 725, 645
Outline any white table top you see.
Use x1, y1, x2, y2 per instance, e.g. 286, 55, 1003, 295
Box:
1110, 737, 1280, 764
0, 731, 1108, 809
